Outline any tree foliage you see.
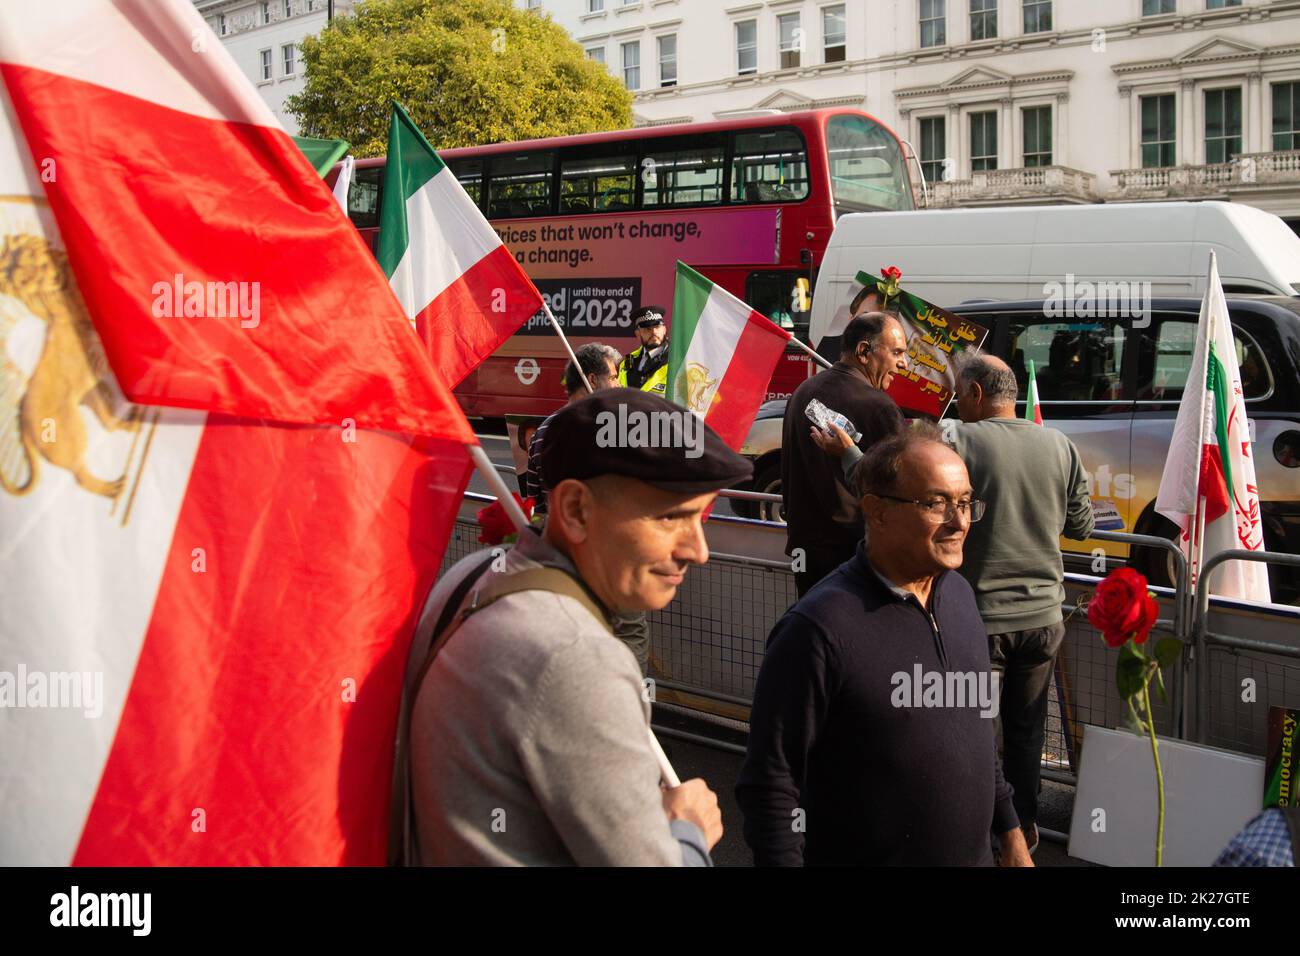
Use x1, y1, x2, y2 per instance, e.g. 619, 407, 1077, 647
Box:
287, 0, 633, 155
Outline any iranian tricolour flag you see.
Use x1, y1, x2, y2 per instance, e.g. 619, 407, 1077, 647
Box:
1025, 358, 1043, 425
377, 103, 542, 387
667, 261, 791, 450
1155, 252, 1270, 602
0, 0, 475, 864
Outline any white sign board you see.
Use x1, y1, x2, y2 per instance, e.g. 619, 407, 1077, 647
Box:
1069, 725, 1266, 867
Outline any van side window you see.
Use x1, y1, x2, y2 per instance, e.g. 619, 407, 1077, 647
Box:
1136, 319, 1270, 401
1005, 320, 1128, 402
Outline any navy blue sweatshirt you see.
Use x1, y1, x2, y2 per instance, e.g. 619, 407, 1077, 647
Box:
736, 543, 1019, 865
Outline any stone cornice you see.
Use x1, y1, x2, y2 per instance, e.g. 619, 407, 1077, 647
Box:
895, 69, 1073, 100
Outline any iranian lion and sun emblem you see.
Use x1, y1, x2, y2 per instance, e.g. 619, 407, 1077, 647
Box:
0, 204, 149, 512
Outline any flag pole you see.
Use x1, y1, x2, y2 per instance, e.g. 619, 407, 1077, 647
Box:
787, 335, 835, 371
468, 444, 530, 530
542, 301, 594, 395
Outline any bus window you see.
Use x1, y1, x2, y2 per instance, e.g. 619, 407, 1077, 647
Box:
449, 159, 483, 210
640, 142, 725, 207
731, 129, 809, 204
826, 114, 914, 214
347, 164, 382, 230
747, 270, 812, 342
488, 152, 553, 219
560, 153, 636, 214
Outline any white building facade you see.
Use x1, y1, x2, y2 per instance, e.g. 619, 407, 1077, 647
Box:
522, 0, 1300, 226
194, 0, 356, 134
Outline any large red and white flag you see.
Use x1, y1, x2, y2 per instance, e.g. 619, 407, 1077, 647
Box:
1155, 252, 1270, 603
376, 103, 543, 387
0, 0, 459, 437
0, 1, 476, 864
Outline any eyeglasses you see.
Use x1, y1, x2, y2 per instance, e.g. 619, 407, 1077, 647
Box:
871, 494, 986, 523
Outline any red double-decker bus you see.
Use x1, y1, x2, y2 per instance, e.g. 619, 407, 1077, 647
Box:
340, 108, 917, 418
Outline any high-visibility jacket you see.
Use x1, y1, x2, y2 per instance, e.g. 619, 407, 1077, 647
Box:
618, 343, 669, 395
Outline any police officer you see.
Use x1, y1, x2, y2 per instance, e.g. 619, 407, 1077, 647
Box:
619, 306, 669, 395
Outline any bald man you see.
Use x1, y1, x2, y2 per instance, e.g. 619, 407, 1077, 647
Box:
815, 349, 1093, 852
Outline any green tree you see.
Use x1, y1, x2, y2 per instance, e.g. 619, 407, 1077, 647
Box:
287, 0, 632, 156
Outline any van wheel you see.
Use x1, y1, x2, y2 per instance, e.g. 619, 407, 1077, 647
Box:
753, 463, 785, 524
1130, 511, 1182, 589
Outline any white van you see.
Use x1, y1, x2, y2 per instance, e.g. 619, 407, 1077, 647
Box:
810, 201, 1300, 345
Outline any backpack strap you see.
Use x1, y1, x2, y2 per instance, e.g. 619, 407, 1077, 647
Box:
387, 550, 495, 867
388, 558, 610, 865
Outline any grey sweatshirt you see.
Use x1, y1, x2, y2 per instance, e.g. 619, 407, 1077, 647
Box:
843, 417, 1094, 632
402, 529, 710, 866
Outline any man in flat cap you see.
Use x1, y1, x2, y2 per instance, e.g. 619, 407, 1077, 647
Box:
618, 305, 670, 395
398, 391, 752, 865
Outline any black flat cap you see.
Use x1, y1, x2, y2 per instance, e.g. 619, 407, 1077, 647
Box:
539, 388, 753, 494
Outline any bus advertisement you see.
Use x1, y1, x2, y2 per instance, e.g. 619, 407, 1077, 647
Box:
339, 108, 916, 419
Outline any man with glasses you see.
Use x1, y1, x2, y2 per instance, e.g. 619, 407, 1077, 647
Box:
812, 350, 1094, 854
781, 310, 909, 596
737, 424, 1032, 865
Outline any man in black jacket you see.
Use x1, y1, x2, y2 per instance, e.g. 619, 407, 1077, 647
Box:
781, 311, 908, 595
737, 424, 1033, 866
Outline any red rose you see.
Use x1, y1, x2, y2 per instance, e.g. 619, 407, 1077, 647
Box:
882, 266, 902, 282
1088, 567, 1159, 648
476, 494, 534, 546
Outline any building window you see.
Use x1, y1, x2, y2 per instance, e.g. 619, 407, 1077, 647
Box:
1023, 106, 1052, 166
920, 117, 947, 183
586, 46, 605, 64
588, 0, 605, 11
260, 49, 273, 81
823, 5, 846, 63
970, 0, 997, 40
658, 35, 677, 87
282, 43, 296, 77
527, 0, 542, 8
736, 20, 757, 75
970, 110, 997, 171
1023, 0, 1052, 33
261, 2, 270, 25
1274, 82, 1300, 151
621, 41, 640, 89
1206, 0, 1242, 7
778, 13, 801, 69
920, 0, 946, 48
1140, 94, 1176, 167
283, 0, 292, 18
1205, 87, 1243, 163
217, 14, 227, 35
1142, 0, 1175, 15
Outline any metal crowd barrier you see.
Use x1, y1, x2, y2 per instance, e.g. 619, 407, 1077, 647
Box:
441, 489, 1300, 787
